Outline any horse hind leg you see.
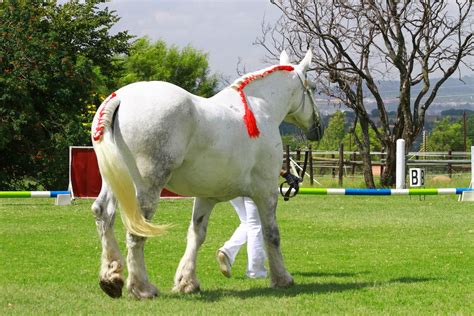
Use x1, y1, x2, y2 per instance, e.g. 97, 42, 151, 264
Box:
173, 197, 216, 294
125, 188, 161, 299
91, 184, 124, 298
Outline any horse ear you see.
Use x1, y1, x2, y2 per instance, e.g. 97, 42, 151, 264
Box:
280, 50, 290, 65
299, 49, 313, 71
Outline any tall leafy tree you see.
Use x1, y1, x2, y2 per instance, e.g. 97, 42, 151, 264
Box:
427, 117, 471, 151
317, 110, 346, 150
116, 38, 219, 97
343, 124, 382, 153
466, 114, 474, 145
0, 0, 131, 189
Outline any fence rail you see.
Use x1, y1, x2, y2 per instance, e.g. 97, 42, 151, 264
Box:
283, 145, 472, 186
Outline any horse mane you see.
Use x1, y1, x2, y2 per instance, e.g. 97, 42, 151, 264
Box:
229, 65, 294, 91
229, 64, 295, 138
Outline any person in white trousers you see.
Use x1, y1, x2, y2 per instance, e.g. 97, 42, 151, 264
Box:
217, 196, 267, 278
216, 170, 301, 279
217, 197, 267, 278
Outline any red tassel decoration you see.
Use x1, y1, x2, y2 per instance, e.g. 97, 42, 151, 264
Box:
242, 94, 260, 138
235, 65, 294, 138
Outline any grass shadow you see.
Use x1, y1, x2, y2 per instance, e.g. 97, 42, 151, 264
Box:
167, 281, 370, 302
167, 274, 438, 302
292, 271, 369, 278
389, 277, 438, 283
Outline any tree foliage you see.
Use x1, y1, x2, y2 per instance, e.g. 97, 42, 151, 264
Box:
116, 38, 219, 97
343, 123, 382, 153
0, 0, 131, 190
317, 110, 346, 150
427, 117, 471, 151
465, 114, 474, 145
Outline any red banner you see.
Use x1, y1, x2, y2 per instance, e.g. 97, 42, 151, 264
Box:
69, 147, 181, 198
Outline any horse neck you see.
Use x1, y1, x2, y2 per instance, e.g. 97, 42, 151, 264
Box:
243, 73, 297, 124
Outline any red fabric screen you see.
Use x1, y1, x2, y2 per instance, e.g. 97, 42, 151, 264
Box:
69, 147, 181, 198
70, 147, 102, 198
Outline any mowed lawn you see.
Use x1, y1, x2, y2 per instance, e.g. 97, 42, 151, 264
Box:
1, 194, 473, 315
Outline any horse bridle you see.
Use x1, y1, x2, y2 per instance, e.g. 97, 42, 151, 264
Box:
279, 69, 321, 201
292, 68, 322, 126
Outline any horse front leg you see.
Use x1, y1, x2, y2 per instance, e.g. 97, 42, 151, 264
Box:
91, 184, 125, 298
254, 192, 294, 288
173, 197, 215, 294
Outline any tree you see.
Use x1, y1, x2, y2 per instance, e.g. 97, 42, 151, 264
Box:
116, 38, 219, 97
281, 135, 307, 150
343, 122, 382, 153
0, 0, 131, 190
465, 114, 474, 145
258, 0, 473, 187
427, 117, 471, 151
317, 110, 346, 150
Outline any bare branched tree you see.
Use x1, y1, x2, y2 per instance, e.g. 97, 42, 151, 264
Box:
257, 0, 473, 187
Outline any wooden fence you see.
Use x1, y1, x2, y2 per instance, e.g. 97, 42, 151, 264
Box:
283, 144, 472, 186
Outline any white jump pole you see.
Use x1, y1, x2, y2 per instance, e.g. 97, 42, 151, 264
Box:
396, 139, 406, 189
471, 146, 474, 188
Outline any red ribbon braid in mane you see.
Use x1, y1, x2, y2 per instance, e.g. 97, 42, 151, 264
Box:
235, 65, 294, 138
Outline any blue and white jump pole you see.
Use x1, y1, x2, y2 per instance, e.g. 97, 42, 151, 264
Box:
293, 187, 474, 196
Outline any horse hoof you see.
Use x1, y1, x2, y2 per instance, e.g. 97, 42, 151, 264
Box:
271, 274, 295, 289
172, 279, 201, 294
99, 278, 124, 298
128, 283, 160, 300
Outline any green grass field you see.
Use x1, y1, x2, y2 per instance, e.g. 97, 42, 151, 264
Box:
1, 192, 473, 315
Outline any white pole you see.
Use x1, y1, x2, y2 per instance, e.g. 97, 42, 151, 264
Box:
396, 139, 406, 189
471, 146, 474, 188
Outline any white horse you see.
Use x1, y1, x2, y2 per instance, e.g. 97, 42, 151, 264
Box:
91, 50, 323, 299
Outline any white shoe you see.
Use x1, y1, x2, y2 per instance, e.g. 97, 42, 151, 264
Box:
216, 250, 232, 278
247, 271, 267, 279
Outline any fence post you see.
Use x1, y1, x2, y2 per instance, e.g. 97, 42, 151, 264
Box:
380, 149, 385, 177
448, 150, 452, 178
331, 153, 336, 178
351, 152, 356, 175
338, 143, 344, 187
309, 145, 314, 185
296, 149, 301, 162
286, 145, 290, 173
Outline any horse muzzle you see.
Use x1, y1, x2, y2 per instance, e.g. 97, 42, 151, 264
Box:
306, 120, 324, 141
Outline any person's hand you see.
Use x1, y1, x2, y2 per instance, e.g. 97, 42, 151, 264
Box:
283, 172, 301, 189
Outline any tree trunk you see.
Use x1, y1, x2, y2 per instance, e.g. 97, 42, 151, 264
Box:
357, 117, 376, 188
381, 141, 397, 187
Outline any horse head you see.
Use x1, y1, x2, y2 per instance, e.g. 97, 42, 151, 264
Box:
281, 50, 324, 141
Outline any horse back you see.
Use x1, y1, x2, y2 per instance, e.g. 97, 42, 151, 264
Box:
111, 82, 280, 198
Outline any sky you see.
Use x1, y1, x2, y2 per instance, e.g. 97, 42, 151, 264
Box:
96, 0, 472, 109
100, 0, 282, 81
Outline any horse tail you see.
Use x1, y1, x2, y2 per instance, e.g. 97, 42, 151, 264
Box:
92, 93, 169, 237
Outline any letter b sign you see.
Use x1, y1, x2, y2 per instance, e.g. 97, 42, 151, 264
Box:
409, 168, 425, 187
